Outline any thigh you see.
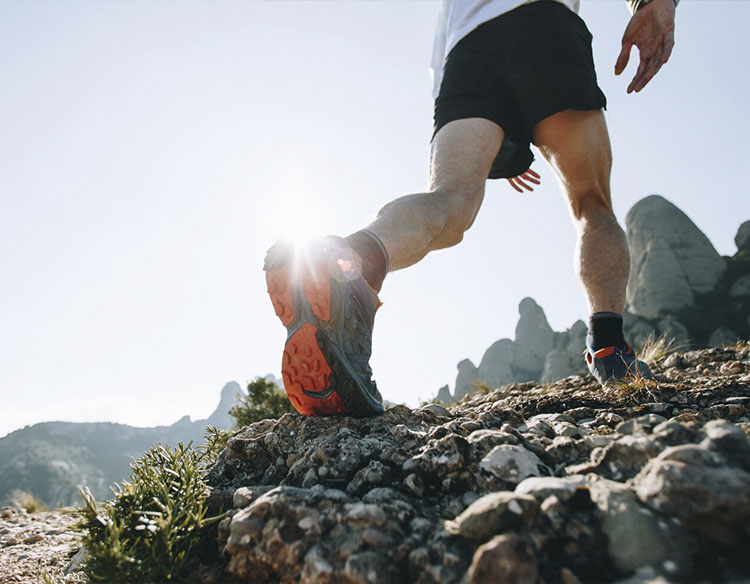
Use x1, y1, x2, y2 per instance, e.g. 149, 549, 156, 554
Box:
429, 117, 504, 194
533, 109, 613, 215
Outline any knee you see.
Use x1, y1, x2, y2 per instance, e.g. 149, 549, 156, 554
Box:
569, 185, 614, 222
431, 185, 483, 247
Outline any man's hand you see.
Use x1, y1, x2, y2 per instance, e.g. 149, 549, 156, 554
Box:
615, 0, 676, 93
506, 168, 541, 193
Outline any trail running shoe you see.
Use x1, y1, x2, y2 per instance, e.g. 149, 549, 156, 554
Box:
585, 342, 654, 385
263, 236, 384, 416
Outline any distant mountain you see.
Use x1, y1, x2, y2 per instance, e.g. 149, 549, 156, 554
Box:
0, 380, 244, 507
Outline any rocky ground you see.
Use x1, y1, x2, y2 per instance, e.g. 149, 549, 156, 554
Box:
204, 344, 750, 583
3, 345, 749, 583
0, 507, 84, 583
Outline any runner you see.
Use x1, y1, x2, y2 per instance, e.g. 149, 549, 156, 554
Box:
264, 0, 678, 416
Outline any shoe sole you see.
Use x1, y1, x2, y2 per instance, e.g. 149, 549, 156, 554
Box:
264, 242, 383, 416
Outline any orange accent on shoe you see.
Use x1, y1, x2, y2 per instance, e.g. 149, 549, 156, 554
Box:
265, 267, 295, 326
593, 346, 616, 359
301, 262, 331, 322
623, 343, 633, 354
281, 323, 344, 416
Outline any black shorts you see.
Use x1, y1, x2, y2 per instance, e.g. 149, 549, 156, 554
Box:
433, 1, 607, 179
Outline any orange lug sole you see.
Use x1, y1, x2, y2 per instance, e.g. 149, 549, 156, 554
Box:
281, 323, 343, 415
266, 262, 346, 415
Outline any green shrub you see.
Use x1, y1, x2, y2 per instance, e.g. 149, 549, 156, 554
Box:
78, 442, 224, 583
229, 377, 295, 427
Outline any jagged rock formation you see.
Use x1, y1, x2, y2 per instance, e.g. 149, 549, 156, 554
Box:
624, 196, 750, 349
626, 194, 726, 318
445, 300, 589, 403
439, 196, 749, 403
202, 346, 750, 583
0, 381, 242, 507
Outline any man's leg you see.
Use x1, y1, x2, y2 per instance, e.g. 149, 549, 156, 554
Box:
533, 109, 652, 382
265, 117, 504, 416
364, 118, 504, 271
533, 109, 628, 315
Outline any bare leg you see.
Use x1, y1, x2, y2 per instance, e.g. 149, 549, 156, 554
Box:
365, 118, 504, 271
533, 109, 629, 314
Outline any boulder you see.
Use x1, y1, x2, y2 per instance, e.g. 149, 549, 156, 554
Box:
708, 327, 738, 348
626, 195, 725, 318
513, 298, 555, 379
541, 349, 583, 384
477, 339, 514, 389
735, 220, 750, 252
454, 359, 479, 400
436, 385, 453, 404
729, 274, 750, 298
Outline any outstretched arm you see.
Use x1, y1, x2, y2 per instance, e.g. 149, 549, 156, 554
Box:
615, 0, 677, 93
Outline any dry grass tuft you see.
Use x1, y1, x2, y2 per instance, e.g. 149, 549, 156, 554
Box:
9, 490, 49, 514
636, 332, 686, 365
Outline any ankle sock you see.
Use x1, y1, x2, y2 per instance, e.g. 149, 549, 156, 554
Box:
587, 312, 625, 352
345, 229, 389, 293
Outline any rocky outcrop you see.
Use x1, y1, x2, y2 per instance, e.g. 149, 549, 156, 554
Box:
626, 195, 726, 318
513, 298, 555, 380
736, 220, 750, 252
203, 345, 750, 583
439, 196, 749, 402
0, 380, 243, 507
444, 302, 589, 403
454, 359, 480, 400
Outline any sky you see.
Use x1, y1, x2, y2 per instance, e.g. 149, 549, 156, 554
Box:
1, 0, 748, 438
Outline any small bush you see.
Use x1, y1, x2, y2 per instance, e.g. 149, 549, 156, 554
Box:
78, 442, 225, 583
229, 377, 295, 427
10, 490, 48, 513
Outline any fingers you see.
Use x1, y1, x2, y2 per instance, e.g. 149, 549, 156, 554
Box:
506, 171, 540, 193
615, 39, 633, 76
506, 178, 524, 193
629, 42, 669, 93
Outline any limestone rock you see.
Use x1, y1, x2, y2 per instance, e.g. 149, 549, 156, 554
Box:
513, 298, 555, 379
634, 444, 750, 542
467, 534, 538, 584
455, 359, 479, 400
735, 220, 750, 252
589, 478, 694, 576
729, 274, 750, 298
436, 385, 453, 404
479, 444, 551, 486
708, 326, 738, 348
655, 317, 690, 345
445, 491, 537, 542
477, 339, 514, 390
626, 195, 725, 318
541, 348, 583, 384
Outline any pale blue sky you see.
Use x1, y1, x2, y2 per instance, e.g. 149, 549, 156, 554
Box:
1, 1, 748, 438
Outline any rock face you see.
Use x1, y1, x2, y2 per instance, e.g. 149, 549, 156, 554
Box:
204, 345, 750, 583
736, 220, 750, 252
0, 381, 240, 507
439, 196, 749, 402
626, 195, 725, 318
514, 298, 555, 380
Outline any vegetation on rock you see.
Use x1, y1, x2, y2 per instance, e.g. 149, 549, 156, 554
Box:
228, 376, 295, 427
78, 442, 225, 583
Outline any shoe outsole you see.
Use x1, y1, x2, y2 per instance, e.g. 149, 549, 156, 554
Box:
264, 241, 383, 417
